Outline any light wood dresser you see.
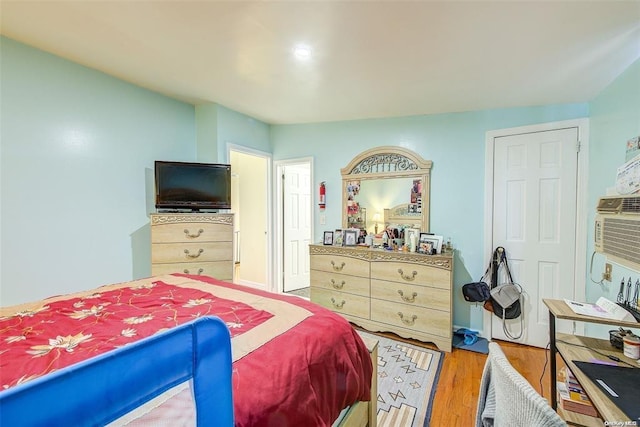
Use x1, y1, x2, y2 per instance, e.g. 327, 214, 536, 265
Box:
310, 244, 453, 352
151, 213, 234, 281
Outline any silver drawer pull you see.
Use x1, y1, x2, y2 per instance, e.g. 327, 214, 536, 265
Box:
331, 298, 346, 309
184, 228, 204, 238
397, 312, 417, 326
184, 248, 204, 259
331, 279, 346, 290
397, 268, 417, 281
397, 290, 418, 303
183, 268, 204, 275
331, 261, 346, 272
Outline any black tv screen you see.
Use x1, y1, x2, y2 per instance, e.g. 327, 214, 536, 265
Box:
155, 161, 231, 211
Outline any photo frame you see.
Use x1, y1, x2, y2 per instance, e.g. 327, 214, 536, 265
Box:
333, 229, 343, 246
418, 233, 443, 254
418, 239, 434, 254
430, 235, 444, 254
323, 231, 334, 245
343, 229, 358, 246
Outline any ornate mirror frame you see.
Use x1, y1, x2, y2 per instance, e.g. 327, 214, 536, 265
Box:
341, 146, 432, 232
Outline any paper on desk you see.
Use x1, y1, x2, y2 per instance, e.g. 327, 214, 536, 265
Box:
564, 298, 636, 322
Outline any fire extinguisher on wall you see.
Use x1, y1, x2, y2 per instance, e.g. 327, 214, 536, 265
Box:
319, 182, 326, 210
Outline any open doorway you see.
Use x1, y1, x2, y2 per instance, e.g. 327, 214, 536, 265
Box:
228, 145, 272, 290
274, 158, 313, 296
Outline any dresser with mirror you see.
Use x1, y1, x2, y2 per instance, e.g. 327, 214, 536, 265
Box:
310, 146, 453, 351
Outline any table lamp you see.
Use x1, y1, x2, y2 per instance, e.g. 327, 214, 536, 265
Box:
373, 213, 381, 235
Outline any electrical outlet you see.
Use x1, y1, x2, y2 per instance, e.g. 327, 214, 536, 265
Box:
603, 263, 613, 282
320, 215, 326, 225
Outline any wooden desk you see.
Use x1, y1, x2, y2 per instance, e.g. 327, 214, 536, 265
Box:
544, 299, 639, 425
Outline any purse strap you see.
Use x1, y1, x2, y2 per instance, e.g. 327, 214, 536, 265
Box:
493, 246, 524, 339
500, 250, 515, 285
479, 261, 492, 282
500, 292, 524, 340
488, 246, 515, 288
480, 246, 502, 283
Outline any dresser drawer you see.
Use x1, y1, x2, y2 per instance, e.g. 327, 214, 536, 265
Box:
311, 288, 370, 319
311, 270, 370, 297
151, 222, 232, 244
370, 299, 451, 338
370, 279, 449, 311
151, 242, 233, 263
370, 261, 451, 289
310, 255, 369, 277
151, 261, 233, 281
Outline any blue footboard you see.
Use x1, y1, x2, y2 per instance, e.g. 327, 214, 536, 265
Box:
0, 316, 233, 426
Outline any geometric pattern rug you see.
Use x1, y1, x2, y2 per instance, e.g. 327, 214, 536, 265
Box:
358, 331, 444, 427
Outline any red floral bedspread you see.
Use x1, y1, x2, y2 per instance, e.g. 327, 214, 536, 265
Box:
0, 274, 372, 426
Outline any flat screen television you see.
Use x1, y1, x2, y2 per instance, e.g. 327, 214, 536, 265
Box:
155, 161, 231, 211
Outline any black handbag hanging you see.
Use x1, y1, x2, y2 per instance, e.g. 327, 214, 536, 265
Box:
462, 258, 491, 303
462, 281, 491, 303
462, 250, 498, 303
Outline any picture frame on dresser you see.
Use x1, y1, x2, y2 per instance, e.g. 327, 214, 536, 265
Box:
343, 229, 358, 246
418, 233, 442, 254
418, 240, 434, 254
323, 231, 334, 245
430, 235, 444, 253
333, 229, 343, 246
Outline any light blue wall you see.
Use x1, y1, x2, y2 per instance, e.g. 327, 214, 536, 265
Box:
216, 105, 271, 161
271, 105, 590, 330
0, 37, 196, 305
194, 103, 270, 162
195, 103, 219, 162
585, 59, 640, 337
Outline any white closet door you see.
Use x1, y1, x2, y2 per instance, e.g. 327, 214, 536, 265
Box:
492, 127, 579, 347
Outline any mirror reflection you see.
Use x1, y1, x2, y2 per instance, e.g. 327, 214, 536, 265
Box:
346, 177, 423, 234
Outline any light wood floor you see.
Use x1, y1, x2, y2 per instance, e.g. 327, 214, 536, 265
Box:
366, 329, 553, 426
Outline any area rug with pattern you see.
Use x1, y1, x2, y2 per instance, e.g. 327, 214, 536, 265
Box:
358, 331, 444, 427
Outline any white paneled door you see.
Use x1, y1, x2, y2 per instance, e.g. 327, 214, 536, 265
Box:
491, 127, 579, 347
283, 163, 311, 292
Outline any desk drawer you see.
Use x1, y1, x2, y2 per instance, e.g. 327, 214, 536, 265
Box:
370, 279, 449, 311
370, 299, 450, 338
311, 270, 370, 297
371, 261, 450, 289
311, 288, 370, 319
311, 255, 369, 277
152, 242, 233, 263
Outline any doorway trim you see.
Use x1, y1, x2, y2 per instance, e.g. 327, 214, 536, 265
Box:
274, 157, 314, 294
226, 142, 273, 290
482, 118, 590, 340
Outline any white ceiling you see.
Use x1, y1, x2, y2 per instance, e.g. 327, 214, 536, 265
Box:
1, 1, 639, 124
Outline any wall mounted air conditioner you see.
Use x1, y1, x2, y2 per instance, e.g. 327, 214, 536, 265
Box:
594, 194, 640, 272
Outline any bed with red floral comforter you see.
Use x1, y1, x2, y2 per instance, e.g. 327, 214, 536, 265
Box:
0, 274, 373, 426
